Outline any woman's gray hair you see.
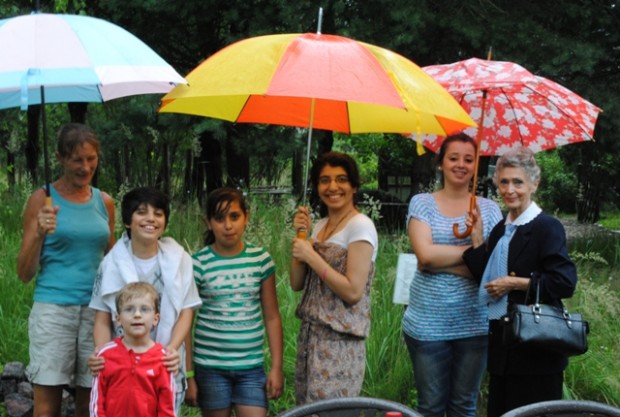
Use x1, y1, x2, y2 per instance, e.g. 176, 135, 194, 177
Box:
493, 146, 541, 185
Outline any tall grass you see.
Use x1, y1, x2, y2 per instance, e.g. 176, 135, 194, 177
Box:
0, 185, 33, 368
1, 190, 619, 415
0, 226, 32, 366
564, 279, 620, 402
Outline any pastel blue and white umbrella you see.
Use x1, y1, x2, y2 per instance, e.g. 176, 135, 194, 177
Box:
0, 12, 186, 197
0, 12, 186, 110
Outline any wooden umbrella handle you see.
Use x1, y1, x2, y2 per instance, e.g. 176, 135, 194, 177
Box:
45, 191, 55, 235
452, 88, 487, 239
453, 194, 477, 238
452, 223, 472, 239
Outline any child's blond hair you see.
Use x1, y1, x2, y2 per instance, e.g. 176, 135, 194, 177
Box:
115, 282, 160, 314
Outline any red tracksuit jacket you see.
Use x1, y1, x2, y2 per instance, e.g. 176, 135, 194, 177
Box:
90, 337, 175, 417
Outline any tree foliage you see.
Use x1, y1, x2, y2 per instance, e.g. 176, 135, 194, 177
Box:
1, 0, 619, 221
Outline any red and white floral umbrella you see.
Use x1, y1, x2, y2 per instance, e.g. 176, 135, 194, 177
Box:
418, 58, 601, 155
416, 57, 601, 238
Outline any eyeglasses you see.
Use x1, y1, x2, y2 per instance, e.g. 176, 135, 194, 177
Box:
318, 175, 349, 185
120, 306, 155, 315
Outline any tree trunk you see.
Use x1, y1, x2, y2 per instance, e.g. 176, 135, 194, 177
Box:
476, 156, 492, 197
316, 130, 333, 155
68, 103, 88, 124
123, 144, 131, 185
113, 149, 123, 189
225, 127, 249, 189
576, 176, 600, 224
7, 150, 15, 190
183, 149, 193, 203
158, 142, 171, 197
145, 143, 153, 186
204, 135, 223, 195
292, 150, 304, 199
0, 125, 16, 191
193, 131, 223, 206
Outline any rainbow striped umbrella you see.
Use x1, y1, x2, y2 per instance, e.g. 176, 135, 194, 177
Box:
159, 32, 475, 207
159, 32, 474, 136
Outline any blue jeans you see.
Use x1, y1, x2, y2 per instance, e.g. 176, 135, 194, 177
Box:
404, 333, 488, 417
194, 365, 268, 410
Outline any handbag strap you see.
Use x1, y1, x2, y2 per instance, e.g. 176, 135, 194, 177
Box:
530, 278, 570, 316
523, 274, 539, 306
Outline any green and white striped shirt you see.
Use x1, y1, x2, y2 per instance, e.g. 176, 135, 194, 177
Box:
191, 243, 275, 370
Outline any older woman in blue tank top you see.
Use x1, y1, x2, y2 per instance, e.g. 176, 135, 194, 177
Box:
17, 123, 115, 417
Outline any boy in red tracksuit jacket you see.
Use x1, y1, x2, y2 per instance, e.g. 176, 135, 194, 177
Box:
90, 282, 175, 417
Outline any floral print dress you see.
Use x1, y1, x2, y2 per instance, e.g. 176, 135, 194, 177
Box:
294, 241, 375, 405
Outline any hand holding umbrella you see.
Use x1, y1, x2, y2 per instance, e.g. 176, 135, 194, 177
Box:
36, 203, 59, 236
294, 206, 312, 239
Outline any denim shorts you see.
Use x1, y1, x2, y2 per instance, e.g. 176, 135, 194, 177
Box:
195, 365, 267, 410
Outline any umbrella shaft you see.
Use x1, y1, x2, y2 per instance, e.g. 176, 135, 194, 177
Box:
40, 86, 51, 197
301, 98, 316, 207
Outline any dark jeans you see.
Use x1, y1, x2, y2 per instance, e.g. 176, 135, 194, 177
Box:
404, 333, 488, 417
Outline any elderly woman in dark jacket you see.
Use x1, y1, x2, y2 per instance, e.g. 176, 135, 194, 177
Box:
463, 146, 577, 417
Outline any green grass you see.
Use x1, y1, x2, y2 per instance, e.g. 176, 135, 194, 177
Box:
599, 212, 620, 231
1, 190, 619, 416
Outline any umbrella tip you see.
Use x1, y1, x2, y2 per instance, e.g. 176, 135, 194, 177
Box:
317, 7, 323, 34
487, 47, 493, 60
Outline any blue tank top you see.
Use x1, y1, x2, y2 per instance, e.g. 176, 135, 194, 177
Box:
35, 185, 111, 305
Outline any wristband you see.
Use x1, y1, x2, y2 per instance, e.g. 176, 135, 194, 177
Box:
320, 268, 328, 281
186, 370, 195, 378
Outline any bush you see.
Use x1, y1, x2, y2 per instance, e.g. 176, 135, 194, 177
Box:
537, 151, 579, 214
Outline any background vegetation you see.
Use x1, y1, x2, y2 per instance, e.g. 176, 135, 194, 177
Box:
1, 0, 619, 223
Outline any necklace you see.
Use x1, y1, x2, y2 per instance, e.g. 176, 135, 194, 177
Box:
321, 209, 355, 241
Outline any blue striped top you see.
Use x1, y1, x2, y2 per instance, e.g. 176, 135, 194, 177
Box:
402, 193, 502, 341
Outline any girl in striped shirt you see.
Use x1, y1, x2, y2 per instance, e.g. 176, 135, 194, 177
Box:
185, 188, 283, 417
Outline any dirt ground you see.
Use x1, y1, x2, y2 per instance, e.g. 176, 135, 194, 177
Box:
559, 217, 618, 240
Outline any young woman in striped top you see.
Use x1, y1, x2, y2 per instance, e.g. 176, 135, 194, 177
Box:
185, 188, 283, 417
402, 133, 502, 417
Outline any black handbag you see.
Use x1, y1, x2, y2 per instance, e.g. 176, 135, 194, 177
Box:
502, 280, 589, 356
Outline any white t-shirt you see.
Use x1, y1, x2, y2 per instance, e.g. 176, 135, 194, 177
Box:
312, 213, 378, 261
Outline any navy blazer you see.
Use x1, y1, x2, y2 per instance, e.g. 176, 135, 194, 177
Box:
463, 211, 578, 375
